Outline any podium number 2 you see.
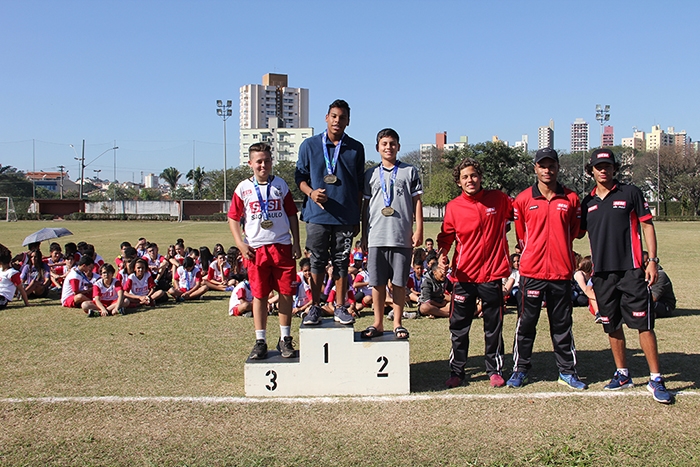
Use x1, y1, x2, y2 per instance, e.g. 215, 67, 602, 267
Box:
265, 370, 278, 391
377, 356, 388, 377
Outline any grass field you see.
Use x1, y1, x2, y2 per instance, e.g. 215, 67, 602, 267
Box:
1, 220, 700, 466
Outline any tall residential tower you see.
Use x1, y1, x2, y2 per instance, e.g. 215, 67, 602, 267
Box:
239, 73, 313, 164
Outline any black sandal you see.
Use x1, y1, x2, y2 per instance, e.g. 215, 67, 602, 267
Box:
393, 326, 409, 339
360, 326, 383, 339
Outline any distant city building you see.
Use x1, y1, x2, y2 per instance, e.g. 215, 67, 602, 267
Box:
514, 135, 529, 152
241, 118, 314, 163
25, 171, 78, 194
602, 125, 614, 147
492, 135, 509, 146
538, 119, 554, 149
144, 173, 159, 189
570, 118, 589, 153
621, 129, 646, 151
239, 73, 312, 164
646, 125, 674, 152
420, 133, 468, 162
621, 125, 693, 154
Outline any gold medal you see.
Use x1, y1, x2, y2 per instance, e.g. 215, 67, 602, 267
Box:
260, 219, 274, 229
323, 174, 338, 184
381, 207, 395, 216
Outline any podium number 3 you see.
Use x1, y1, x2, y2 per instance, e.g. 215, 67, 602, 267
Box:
377, 356, 388, 377
265, 370, 278, 391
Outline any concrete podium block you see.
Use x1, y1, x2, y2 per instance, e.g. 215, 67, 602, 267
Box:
244, 318, 410, 397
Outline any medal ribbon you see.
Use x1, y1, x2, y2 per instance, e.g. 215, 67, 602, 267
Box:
322, 131, 343, 176
379, 163, 399, 208
253, 177, 272, 221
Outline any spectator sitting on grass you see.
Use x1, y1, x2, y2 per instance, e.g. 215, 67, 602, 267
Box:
643, 251, 676, 318
418, 262, 450, 318
82, 263, 129, 317
0, 243, 29, 309
169, 256, 208, 302
228, 272, 253, 317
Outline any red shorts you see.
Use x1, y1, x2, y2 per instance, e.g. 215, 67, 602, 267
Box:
99, 299, 115, 307
62, 295, 77, 308
244, 243, 295, 299
231, 305, 242, 316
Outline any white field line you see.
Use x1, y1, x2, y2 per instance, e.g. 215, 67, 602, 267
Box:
1, 390, 698, 405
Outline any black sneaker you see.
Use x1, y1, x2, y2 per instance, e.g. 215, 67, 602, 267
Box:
277, 336, 295, 358
249, 339, 268, 360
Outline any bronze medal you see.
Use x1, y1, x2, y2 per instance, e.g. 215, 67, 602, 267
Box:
323, 174, 338, 184
381, 207, 395, 217
260, 219, 274, 229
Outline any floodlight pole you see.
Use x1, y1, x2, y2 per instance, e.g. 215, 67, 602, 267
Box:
217, 99, 233, 201
595, 104, 610, 147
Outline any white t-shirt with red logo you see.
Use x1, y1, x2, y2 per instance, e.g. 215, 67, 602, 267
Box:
124, 271, 155, 296
228, 280, 253, 315
174, 266, 202, 291
143, 254, 167, 276
207, 262, 231, 282
93, 278, 122, 303
61, 268, 93, 305
0, 267, 21, 301
227, 176, 298, 248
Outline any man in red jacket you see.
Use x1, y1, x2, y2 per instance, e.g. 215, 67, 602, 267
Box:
438, 158, 513, 388
508, 148, 587, 390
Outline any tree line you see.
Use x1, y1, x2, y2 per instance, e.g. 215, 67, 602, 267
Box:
3, 143, 700, 217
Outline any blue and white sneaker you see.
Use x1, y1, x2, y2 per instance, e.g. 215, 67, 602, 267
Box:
506, 371, 529, 388
647, 376, 674, 404
558, 373, 588, 390
302, 305, 322, 325
334, 305, 355, 325
604, 371, 634, 390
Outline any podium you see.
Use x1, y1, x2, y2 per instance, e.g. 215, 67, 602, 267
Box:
244, 319, 410, 397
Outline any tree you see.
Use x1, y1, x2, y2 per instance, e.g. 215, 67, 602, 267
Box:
272, 160, 303, 200
160, 167, 181, 196
632, 146, 690, 216
0, 166, 32, 198
557, 151, 591, 196
446, 142, 533, 196
205, 166, 252, 200
422, 167, 460, 215
186, 166, 208, 200
139, 188, 162, 201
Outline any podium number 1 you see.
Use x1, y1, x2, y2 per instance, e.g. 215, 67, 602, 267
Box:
323, 343, 329, 363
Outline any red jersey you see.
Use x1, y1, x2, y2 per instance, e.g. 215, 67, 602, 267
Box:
437, 189, 513, 283
513, 183, 581, 281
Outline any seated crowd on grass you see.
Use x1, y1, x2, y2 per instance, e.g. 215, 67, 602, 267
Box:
1, 235, 617, 323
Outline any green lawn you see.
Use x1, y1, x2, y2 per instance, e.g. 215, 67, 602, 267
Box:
1, 220, 699, 466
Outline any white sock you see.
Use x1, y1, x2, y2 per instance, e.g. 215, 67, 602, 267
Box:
255, 329, 266, 342
617, 368, 629, 377
650, 372, 662, 380
280, 326, 291, 338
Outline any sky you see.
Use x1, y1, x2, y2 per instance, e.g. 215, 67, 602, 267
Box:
1, 0, 699, 184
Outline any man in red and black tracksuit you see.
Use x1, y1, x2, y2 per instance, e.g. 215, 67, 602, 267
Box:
579, 148, 673, 404
437, 158, 513, 389
508, 148, 587, 390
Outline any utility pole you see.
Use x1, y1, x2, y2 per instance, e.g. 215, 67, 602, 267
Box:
57, 165, 65, 199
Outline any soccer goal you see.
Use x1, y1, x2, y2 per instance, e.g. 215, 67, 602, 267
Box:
0, 197, 18, 222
